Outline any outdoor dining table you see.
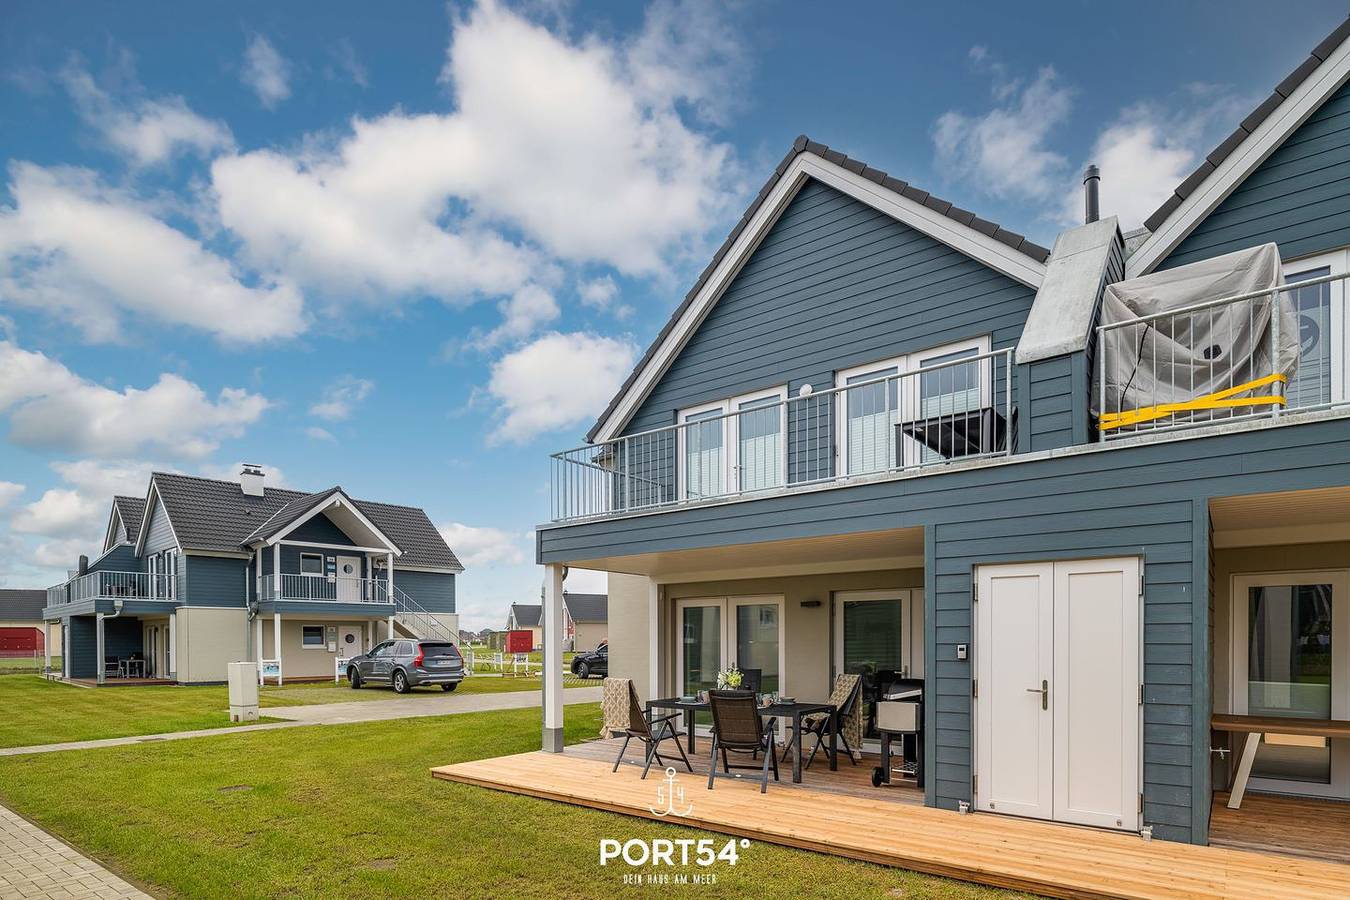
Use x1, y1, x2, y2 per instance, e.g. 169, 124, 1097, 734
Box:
646, 696, 838, 784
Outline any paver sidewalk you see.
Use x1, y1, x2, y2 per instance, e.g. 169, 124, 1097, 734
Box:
0, 685, 603, 757
0, 803, 149, 899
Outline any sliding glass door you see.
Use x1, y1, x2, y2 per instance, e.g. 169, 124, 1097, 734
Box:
833, 589, 924, 743
1232, 570, 1350, 797
675, 596, 784, 704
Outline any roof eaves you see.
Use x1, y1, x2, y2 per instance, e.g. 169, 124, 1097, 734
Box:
583, 134, 1051, 443
1142, 16, 1350, 234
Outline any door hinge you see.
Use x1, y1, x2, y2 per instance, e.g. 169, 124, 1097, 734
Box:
972, 581, 978, 602
1139, 684, 1145, 705
1139, 571, 1145, 598
1138, 792, 1144, 814
972, 679, 978, 699
973, 774, 977, 795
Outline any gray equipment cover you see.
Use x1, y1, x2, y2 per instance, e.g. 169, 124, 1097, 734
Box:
1092, 243, 1298, 424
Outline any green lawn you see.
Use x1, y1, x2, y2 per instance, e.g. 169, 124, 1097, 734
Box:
0, 673, 576, 749
0, 703, 1018, 899
0, 655, 60, 673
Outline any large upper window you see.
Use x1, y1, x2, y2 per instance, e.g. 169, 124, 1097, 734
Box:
678, 386, 786, 500
299, 552, 325, 576
836, 336, 990, 475
1282, 250, 1348, 409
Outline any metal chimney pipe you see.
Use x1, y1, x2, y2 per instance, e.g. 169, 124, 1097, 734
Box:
1083, 164, 1101, 224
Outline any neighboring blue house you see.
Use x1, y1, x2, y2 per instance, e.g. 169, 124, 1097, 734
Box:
534, 18, 1350, 859
43, 466, 462, 685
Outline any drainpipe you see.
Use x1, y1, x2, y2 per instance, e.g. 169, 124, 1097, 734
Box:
95, 599, 124, 685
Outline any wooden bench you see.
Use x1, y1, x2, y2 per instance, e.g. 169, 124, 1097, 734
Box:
1211, 714, 1350, 809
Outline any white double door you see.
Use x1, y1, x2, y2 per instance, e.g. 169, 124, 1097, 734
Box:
675, 596, 784, 698
975, 558, 1141, 830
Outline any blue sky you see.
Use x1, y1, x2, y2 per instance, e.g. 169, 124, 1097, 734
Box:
1, 0, 1345, 629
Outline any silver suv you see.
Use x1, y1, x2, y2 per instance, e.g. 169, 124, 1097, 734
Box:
346, 639, 464, 693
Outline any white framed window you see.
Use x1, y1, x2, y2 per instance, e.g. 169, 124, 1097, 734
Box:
299, 552, 325, 576
836, 335, 990, 474
1281, 249, 1348, 408
677, 385, 787, 500
301, 625, 326, 649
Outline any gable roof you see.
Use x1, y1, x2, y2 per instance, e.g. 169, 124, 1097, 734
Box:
0, 589, 46, 621
1129, 16, 1350, 276
509, 603, 541, 628
585, 136, 1050, 443
141, 473, 460, 571
563, 592, 607, 623
110, 496, 144, 546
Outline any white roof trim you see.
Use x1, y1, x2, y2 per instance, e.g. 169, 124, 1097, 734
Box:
1127, 35, 1350, 278
133, 481, 183, 556
267, 491, 401, 555
103, 505, 124, 553
590, 152, 1047, 443
88, 540, 133, 568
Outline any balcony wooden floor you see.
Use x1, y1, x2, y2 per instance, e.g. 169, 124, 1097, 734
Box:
1211, 791, 1350, 864
432, 742, 1350, 900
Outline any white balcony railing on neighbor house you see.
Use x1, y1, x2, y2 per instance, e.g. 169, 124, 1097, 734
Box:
550, 347, 1015, 522
46, 571, 177, 606
269, 574, 392, 604
1097, 271, 1349, 441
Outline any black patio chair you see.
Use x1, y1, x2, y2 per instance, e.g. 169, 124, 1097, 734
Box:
800, 673, 863, 770
707, 690, 778, 793
611, 681, 693, 779
739, 668, 762, 694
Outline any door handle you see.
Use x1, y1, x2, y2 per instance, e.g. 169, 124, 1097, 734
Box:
1026, 680, 1048, 710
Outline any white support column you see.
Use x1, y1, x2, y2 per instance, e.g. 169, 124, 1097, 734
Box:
365, 619, 373, 650
254, 614, 263, 663
542, 563, 565, 752
387, 615, 395, 640
168, 612, 177, 681
273, 611, 282, 685
43, 621, 51, 676
254, 546, 262, 602
272, 544, 281, 599
95, 613, 106, 685
648, 578, 661, 700
386, 552, 395, 602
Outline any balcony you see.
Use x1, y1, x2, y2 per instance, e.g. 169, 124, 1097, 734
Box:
1097, 270, 1349, 440
267, 574, 392, 605
549, 348, 1014, 523
46, 571, 179, 607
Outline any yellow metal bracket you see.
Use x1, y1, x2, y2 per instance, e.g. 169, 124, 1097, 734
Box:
1099, 374, 1288, 431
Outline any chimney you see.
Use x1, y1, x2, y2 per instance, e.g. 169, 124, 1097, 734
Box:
1083, 164, 1101, 224
78, 555, 89, 576
240, 463, 265, 497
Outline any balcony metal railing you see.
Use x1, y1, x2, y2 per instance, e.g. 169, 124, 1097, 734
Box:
46, 571, 178, 606
1097, 271, 1348, 440
550, 347, 1015, 522
268, 574, 393, 604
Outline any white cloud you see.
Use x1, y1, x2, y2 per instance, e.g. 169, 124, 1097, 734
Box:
578, 275, 618, 309
437, 522, 527, 567
305, 426, 335, 441
0, 163, 306, 343
11, 489, 102, 539
934, 64, 1073, 202
485, 331, 638, 444
62, 59, 234, 166
310, 375, 374, 421
209, 0, 742, 311
12, 459, 158, 546
471, 284, 560, 350
329, 39, 369, 88
0, 481, 24, 510
0, 341, 270, 458
241, 35, 291, 109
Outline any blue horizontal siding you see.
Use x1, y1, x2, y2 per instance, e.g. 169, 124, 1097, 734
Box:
623, 178, 1036, 461
389, 570, 455, 613
1161, 80, 1350, 268
184, 556, 248, 607
89, 544, 138, 573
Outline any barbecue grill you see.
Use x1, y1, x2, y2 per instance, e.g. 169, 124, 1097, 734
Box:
871, 678, 923, 789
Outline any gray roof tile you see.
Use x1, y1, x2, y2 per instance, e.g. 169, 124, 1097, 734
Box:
112, 496, 145, 543
147, 473, 460, 571
1142, 16, 1349, 235
509, 603, 541, 628
0, 589, 46, 621
563, 592, 608, 623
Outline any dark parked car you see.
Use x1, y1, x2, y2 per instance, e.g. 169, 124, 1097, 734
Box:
570, 641, 608, 679
346, 639, 464, 693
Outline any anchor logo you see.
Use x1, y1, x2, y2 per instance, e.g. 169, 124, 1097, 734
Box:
648, 767, 694, 817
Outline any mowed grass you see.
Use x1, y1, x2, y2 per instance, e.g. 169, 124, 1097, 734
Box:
0, 673, 574, 749
0, 703, 1019, 899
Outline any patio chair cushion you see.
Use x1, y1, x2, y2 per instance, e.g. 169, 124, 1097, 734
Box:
600, 677, 632, 738
801, 673, 863, 749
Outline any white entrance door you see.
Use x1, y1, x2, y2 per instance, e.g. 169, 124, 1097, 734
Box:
338, 625, 362, 660
1231, 570, 1350, 798
975, 558, 1141, 830
335, 556, 362, 602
